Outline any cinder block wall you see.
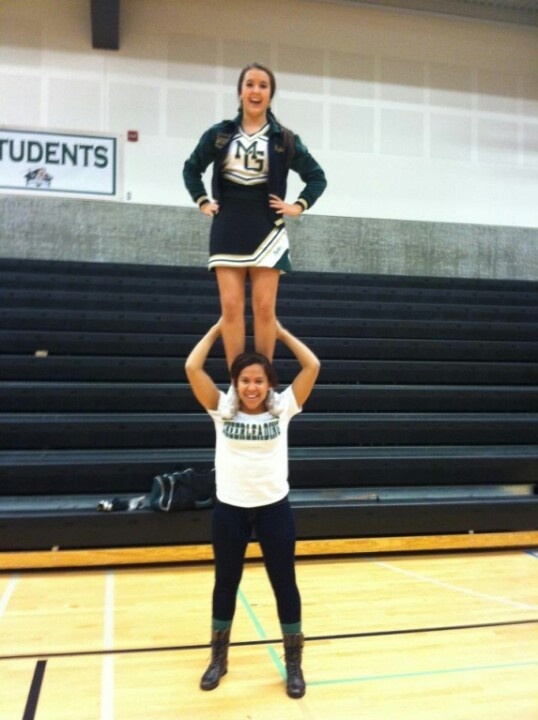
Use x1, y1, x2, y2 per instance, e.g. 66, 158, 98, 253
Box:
2, 195, 537, 280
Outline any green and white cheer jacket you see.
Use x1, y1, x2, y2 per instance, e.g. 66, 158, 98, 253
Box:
183, 112, 327, 214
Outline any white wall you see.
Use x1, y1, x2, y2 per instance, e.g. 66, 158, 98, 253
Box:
1, 0, 537, 227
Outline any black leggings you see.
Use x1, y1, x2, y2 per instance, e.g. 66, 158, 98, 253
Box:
211, 497, 301, 625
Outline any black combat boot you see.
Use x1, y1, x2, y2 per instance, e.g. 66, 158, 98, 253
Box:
200, 628, 230, 691
283, 632, 306, 699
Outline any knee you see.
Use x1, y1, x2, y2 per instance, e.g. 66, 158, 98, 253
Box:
252, 295, 276, 323
220, 292, 245, 321
215, 572, 242, 594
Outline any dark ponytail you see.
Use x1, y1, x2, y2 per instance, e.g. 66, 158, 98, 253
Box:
267, 109, 296, 168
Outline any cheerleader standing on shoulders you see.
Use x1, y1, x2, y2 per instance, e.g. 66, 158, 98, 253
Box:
183, 62, 327, 417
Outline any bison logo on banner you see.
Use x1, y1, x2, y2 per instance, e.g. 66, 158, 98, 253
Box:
0, 129, 117, 196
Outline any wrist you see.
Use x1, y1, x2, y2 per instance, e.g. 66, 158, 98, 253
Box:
208, 325, 219, 340
278, 326, 290, 343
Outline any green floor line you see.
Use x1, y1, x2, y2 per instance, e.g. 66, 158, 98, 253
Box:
308, 659, 538, 687
236, 590, 538, 689
237, 587, 287, 680
238, 586, 268, 639
267, 644, 287, 680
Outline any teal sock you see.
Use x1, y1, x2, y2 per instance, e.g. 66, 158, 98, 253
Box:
212, 618, 232, 632
281, 621, 302, 635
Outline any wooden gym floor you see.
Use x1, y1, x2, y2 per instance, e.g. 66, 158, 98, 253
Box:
1, 548, 537, 720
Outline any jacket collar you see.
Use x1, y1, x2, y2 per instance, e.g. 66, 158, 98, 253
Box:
233, 111, 281, 136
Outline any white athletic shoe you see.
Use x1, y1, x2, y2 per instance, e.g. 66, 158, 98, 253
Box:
219, 384, 239, 420
265, 389, 285, 417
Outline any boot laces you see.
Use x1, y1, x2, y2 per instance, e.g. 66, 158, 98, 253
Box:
284, 648, 302, 671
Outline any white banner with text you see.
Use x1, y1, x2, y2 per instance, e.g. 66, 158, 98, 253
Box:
0, 129, 117, 196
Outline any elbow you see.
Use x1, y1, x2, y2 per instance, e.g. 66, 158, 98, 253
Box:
184, 358, 195, 383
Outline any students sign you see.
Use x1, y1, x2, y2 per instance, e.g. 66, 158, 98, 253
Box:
0, 129, 117, 196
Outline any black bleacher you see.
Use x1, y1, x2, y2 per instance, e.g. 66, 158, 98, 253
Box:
1, 257, 537, 552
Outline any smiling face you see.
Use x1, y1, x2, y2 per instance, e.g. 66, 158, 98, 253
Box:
235, 363, 271, 414
239, 68, 273, 123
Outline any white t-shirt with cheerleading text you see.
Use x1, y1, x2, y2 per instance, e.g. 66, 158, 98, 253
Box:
207, 386, 301, 508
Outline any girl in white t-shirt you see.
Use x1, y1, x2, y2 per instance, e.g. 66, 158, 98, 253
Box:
185, 319, 320, 699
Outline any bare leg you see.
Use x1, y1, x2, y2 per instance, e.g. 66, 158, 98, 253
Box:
215, 267, 247, 369
250, 267, 280, 362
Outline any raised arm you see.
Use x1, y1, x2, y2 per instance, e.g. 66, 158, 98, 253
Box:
276, 321, 320, 407
184, 320, 223, 411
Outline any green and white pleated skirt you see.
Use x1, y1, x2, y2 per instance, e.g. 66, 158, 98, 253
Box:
208, 185, 292, 273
